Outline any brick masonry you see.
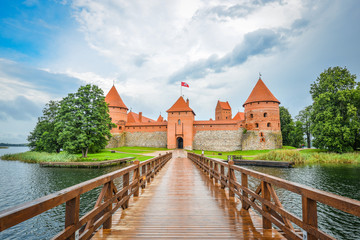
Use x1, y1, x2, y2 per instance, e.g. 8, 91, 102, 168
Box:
193, 129, 243, 151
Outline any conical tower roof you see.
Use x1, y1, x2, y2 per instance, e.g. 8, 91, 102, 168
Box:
243, 78, 280, 106
167, 96, 195, 115
105, 85, 128, 109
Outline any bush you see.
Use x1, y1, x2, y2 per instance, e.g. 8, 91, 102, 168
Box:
258, 150, 306, 164
1, 151, 79, 163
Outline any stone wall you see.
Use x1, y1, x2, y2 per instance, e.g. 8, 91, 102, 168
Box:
241, 130, 282, 150
125, 131, 167, 148
193, 129, 243, 151
106, 133, 126, 148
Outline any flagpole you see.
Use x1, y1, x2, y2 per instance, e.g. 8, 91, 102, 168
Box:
181, 85, 182, 96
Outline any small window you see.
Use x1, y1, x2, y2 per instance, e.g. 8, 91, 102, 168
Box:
255, 123, 259, 128
178, 119, 181, 125
260, 132, 263, 137
119, 126, 122, 130
260, 138, 265, 142
267, 123, 271, 127
250, 114, 253, 118
226, 117, 228, 119
264, 113, 267, 117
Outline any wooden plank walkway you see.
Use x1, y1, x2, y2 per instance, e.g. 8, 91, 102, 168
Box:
93, 150, 285, 239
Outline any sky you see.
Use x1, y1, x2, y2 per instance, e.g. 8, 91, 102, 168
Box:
0, 0, 359, 143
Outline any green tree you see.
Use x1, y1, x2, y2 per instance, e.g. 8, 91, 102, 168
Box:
310, 66, 359, 153
279, 106, 294, 146
296, 105, 312, 148
56, 84, 115, 157
290, 121, 305, 148
28, 101, 61, 153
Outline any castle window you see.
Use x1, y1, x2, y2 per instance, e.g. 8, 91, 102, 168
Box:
250, 114, 253, 118
119, 126, 122, 130
178, 119, 181, 125
260, 132, 263, 137
255, 123, 259, 128
260, 138, 265, 142
264, 112, 267, 117
226, 117, 228, 119
267, 123, 271, 127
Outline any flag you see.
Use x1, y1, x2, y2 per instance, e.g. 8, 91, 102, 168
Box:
181, 82, 189, 88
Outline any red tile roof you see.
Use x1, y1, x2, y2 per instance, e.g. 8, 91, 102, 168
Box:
127, 112, 155, 123
233, 112, 244, 121
157, 115, 164, 122
243, 78, 280, 106
218, 100, 231, 110
167, 96, 195, 114
105, 85, 128, 109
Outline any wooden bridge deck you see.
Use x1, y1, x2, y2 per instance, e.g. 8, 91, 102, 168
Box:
93, 150, 285, 239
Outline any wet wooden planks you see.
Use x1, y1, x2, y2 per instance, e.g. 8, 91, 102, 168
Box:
93, 150, 285, 239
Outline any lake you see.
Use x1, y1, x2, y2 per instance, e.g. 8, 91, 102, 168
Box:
0, 147, 359, 239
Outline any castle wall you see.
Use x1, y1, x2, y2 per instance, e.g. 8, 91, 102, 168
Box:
125, 131, 167, 148
193, 129, 243, 151
241, 130, 282, 150
106, 133, 126, 148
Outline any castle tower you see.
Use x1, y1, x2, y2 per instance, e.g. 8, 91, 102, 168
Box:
242, 78, 282, 149
215, 100, 232, 120
105, 85, 128, 133
166, 96, 195, 150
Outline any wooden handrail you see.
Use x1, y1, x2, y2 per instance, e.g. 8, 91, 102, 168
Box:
188, 152, 360, 240
0, 152, 172, 240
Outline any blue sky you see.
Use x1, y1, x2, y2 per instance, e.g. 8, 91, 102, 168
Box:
0, 0, 359, 143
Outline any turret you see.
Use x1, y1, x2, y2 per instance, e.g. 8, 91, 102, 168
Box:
105, 85, 128, 133
215, 100, 232, 120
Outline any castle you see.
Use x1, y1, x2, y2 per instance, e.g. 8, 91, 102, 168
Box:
105, 78, 282, 151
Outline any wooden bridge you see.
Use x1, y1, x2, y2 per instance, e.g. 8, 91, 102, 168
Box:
0, 150, 360, 240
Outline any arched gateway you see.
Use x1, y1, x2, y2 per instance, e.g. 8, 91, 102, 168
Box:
177, 137, 183, 149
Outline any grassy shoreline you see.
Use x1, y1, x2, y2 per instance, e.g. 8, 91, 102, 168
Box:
0, 147, 161, 164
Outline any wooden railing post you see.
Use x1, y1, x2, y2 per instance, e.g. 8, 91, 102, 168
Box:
133, 160, 140, 197
147, 162, 151, 183
302, 196, 318, 240
228, 160, 235, 199
103, 182, 113, 229
65, 195, 80, 240
151, 160, 155, 179
210, 160, 213, 179
241, 173, 248, 210
262, 181, 272, 229
122, 172, 129, 209
141, 164, 146, 189
220, 165, 225, 189
214, 162, 219, 185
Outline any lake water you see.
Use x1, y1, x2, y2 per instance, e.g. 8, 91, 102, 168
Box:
0, 147, 359, 239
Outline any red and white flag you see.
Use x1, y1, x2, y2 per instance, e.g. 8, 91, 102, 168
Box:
181, 82, 189, 88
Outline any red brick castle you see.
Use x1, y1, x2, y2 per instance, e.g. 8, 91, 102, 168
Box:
105, 77, 282, 151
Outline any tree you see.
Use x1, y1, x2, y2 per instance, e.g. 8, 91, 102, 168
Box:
310, 66, 360, 153
290, 121, 305, 148
279, 106, 294, 146
28, 101, 61, 153
56, 84, 115, 157
296, 105, 312, 148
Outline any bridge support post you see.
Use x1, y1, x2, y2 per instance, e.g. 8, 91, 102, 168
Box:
133, 160, 140, 197
147, 163, 151, 183
122, 173, 129, 209
65, 195, 80, 240
103, 182, 113, 229
241, 173, 248, 210
228, 160, 235, 199
262, 181, 272, 229
302, 197, 318, 240
220, 165, 225, 189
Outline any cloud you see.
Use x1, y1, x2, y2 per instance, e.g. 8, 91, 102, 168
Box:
0, 96, 42, 121
0, 58, 82, 102
169, 28, 282, 83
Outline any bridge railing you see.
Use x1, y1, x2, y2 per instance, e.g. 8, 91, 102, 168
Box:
188, 152, 360, 240
0, 152, 172, 240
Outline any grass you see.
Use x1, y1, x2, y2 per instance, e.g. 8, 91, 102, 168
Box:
1, 149, 155, 163
1, 151, 79, 163
110, 146, 169, 153
257, 150, 360, 164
